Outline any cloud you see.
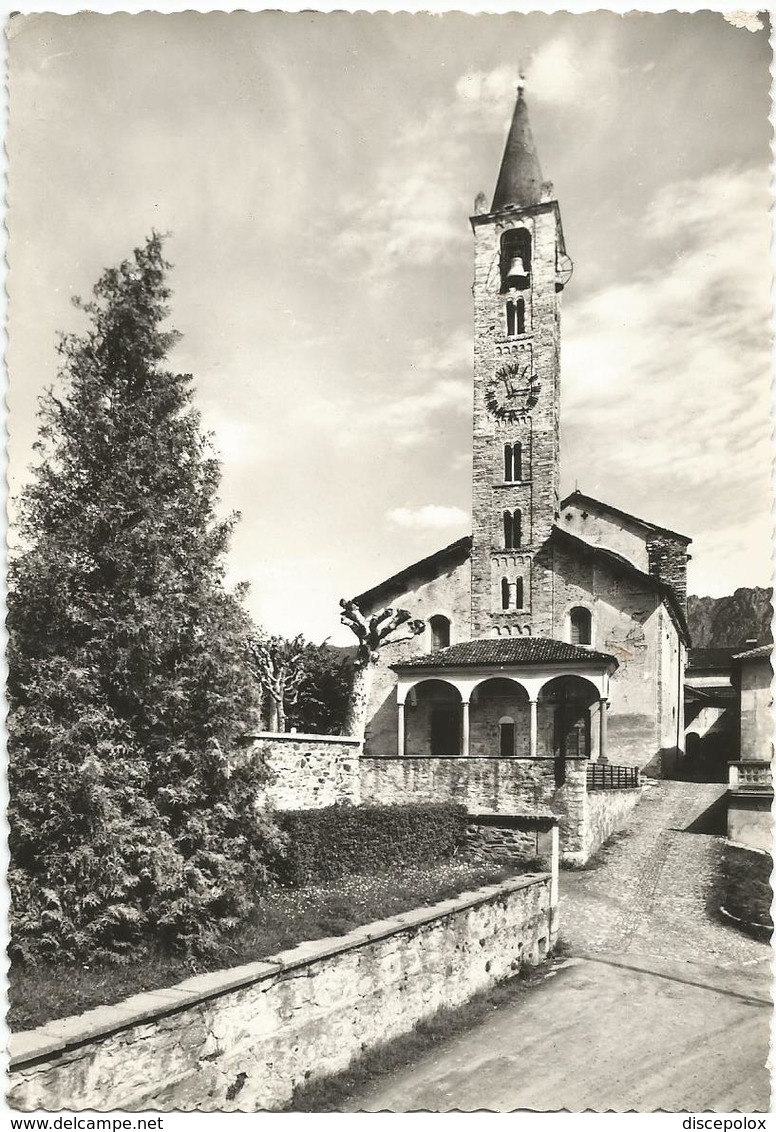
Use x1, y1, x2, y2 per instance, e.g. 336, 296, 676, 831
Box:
332, 66, 521, 275
524, 39, 585, 106
455, 64, 519, 118
333, 37, 611, 279
386, 504, 470, 531
560, 165, 771, 589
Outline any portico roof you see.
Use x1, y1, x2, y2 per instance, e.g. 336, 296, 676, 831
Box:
392, 637, 618, 671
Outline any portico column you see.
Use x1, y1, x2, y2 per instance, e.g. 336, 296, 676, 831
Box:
599, 698, 608, 763
461, 700, 470, 757
529, 698, 538, 759
397, 700, 406, 757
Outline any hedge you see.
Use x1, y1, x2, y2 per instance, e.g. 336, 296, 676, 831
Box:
274, 802, 468, 885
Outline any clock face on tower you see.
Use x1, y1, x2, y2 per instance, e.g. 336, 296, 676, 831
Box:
485, 360, 541, 420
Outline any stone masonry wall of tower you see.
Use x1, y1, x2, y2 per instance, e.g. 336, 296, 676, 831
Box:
470, 199, 564, 639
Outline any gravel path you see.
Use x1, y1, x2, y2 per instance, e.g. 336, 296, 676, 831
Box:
560, 780, 769, 968
341, 779, 772, 1112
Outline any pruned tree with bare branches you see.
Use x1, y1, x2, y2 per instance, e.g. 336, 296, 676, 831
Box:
247, 633, 309, 732
339, 600, 425, 737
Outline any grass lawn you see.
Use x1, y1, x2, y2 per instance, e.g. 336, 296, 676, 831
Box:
9, 861, 532, 1033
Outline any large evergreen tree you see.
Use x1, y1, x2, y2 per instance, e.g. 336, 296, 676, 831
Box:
8, 235, 279, 962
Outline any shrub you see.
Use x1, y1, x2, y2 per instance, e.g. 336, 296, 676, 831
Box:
274, 803, 468, 885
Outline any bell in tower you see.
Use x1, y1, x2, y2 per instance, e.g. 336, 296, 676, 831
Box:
503, 254, 529, 291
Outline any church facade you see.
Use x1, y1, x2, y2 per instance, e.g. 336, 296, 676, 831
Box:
353, 86, 690, 783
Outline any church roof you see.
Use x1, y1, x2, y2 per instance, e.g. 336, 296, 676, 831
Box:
491, 87, 544, 212
732, 643, 772, 662
354, 535, 472, 612
393, 637, 618, 671
549, 527, 691, 645
353, 523, 689, 643
560, 489, 691, 544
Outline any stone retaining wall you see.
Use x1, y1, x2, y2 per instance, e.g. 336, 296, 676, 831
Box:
250, 732, 361, 809
360, 755, 586, 860
9, 876, 555, 1112
464, 814, 558, 868
584, 785, 642, 861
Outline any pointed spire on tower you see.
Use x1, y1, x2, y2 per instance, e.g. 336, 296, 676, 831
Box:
491, 78, 544, 212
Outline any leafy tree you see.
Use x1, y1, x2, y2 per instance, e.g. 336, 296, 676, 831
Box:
8, 234, 280, 963
285, 642, 354, 735
248, 634, 353, 735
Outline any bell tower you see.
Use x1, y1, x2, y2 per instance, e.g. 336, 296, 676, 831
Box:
470, 84, 572, 638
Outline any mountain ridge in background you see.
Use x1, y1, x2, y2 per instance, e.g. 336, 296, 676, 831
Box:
686, 586, 773, 649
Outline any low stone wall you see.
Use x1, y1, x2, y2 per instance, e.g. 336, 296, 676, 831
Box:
9, 876, 555, 1112
360, 755, 586, 860
465, 814, 557, 867
250, 732, 361, 809
727, 789, 773, 853
584, 784, 642, 861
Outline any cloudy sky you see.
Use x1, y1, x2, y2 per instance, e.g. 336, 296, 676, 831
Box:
8, 10, 773, 643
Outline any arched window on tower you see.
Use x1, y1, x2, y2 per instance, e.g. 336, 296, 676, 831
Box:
569, 607, 592, 646
504, 442, 522, 483
503, 509, 522, 550
429, 614, 451, 651
515, 577, 524, 609
501, 577, 510, 610
500, 229, 532, 294
505, 297, 526, 338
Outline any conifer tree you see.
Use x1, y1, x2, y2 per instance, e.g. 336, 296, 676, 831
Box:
8, 234, 279, 962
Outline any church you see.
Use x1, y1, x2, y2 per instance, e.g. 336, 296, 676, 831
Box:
352, 85, 691, 796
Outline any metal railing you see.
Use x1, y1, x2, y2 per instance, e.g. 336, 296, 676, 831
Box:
587, 763, 640, 791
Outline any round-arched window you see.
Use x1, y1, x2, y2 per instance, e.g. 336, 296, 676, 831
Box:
569, 607, 592, 646
429, 614, 451, 651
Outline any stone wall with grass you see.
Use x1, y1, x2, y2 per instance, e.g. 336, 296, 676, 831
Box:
250, 732, 361, 809
9, 875, 555, 1113
583, 784, 642, 862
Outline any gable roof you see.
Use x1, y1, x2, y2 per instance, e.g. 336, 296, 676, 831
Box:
393, 637, 617, 671
560, 490, 691, 545
732, 643, 772, 662
350, 521, 690, 645
353, 536, 472, 612
549, 527, 691, 646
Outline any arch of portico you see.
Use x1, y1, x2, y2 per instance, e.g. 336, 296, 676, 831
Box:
396, 667, 610, 760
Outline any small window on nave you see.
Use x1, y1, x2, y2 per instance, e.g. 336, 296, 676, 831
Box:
569, 607, 592, 646
429, 614, 451, 651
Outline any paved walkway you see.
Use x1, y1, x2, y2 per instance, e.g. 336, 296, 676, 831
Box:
561, 780, 769, 967
343, 781, 772, 1112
